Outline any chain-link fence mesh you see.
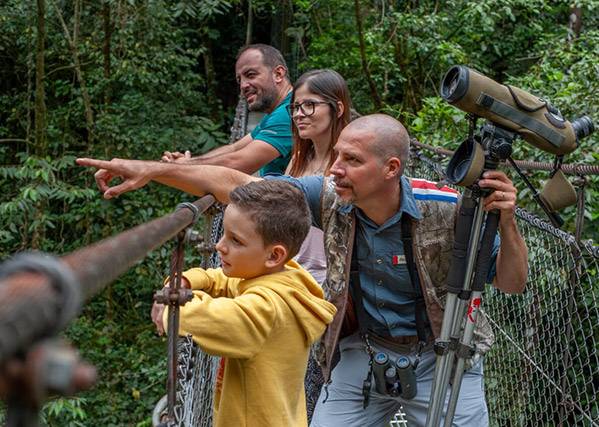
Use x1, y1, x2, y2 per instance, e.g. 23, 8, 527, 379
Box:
164, 146, 598, 426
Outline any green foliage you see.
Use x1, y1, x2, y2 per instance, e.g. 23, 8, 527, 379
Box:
1, 0, 597, 424
0, 0, 227, 424
42, 397, 88, 427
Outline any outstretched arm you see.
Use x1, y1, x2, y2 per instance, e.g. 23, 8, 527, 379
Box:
166, 288, 279, 359
76, 158, 259, 203
479, 170, 528, 294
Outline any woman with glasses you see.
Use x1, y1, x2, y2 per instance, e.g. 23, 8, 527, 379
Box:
286, 69, 352, 284
284, 69, 353, 422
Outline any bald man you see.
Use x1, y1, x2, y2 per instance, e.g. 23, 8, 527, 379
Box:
78, 114, 527, 427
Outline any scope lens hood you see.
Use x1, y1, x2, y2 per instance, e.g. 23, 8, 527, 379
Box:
446, 137, 485, 187
441, 65, 470, 103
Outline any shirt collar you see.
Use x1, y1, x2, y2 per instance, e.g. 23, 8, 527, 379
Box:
400, 175, 422, 220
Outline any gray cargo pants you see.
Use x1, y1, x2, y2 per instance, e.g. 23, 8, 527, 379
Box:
310, 333, 488, 427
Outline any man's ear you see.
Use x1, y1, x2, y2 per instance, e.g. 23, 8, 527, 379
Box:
265, 244, 288, 268
272, 65, 287, 84
385, 157, 402, 179
336, 100, 345, 118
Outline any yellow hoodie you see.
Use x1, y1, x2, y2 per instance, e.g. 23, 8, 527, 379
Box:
164, 260, 336, 427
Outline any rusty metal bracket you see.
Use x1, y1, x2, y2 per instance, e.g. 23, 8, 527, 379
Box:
0, 252, 82, 361
154, 226, 195, 425
176, 202, 201, 224
1, 339, 97, 427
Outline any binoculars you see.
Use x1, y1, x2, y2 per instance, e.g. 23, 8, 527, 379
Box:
372, 352, 417, 400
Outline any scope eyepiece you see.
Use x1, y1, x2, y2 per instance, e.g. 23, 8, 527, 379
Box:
396, 356, 411, 369
571, 116, 594, 141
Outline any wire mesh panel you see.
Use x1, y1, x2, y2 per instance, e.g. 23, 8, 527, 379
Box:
484, 215, 598, 426
175, 335, 220, 427
174, 208, 224, 427
408, 149, 599, 426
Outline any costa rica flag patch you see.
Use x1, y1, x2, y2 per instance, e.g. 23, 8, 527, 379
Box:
392, 255, 406, 265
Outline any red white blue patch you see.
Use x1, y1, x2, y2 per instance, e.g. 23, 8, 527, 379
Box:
411, 178, 459, 203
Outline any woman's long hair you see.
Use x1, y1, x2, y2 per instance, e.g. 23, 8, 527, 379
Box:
287, 69, 352, 177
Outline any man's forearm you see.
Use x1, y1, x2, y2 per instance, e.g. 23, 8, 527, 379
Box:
191, 145, 235, 161
181, 153, 263, 175
152, 163, 259, 203
494, 218, 528, 294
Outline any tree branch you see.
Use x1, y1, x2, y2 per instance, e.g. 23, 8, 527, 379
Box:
50, 0, 95, 146
354, 0, 382, 110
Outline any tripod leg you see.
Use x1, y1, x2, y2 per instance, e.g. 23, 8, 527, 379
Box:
443, 211, 499, 426
426, 191, 485, 427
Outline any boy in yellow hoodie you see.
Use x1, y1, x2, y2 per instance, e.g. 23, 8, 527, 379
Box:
153, 180, 336, 427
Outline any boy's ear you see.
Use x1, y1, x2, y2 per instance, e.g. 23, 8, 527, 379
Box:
265, 244, 288, 268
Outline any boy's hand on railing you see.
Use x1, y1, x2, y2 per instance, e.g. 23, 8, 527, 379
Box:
151, 302, 167, 336
151, 277, 191, 336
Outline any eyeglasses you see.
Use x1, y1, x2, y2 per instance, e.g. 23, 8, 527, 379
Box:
287, 100, 331, 117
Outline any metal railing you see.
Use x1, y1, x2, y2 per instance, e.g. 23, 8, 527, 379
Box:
0, 195, 216, 426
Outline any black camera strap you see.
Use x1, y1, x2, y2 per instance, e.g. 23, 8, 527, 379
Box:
400, 215, 430, 349
349, 237, 375, 408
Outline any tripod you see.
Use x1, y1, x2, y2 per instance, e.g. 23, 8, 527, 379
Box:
425, 123, 515, 427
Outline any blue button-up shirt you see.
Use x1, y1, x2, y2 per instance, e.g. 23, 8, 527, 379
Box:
265, 174, 497, 337
351, 177, 424, 337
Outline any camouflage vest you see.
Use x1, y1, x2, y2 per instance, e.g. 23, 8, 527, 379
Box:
315, 176, 494, 381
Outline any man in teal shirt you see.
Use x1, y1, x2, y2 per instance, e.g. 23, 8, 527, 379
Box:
162, 44, 293, 176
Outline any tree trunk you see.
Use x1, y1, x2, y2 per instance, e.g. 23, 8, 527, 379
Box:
103, 0, 112, 105
354, 0, 382, 110
270, 0, 292, 57
200, 31, 219, 120
568, 7, 582, 42
34, 0, 47, 156
52, 0, 95, 147
246, 0, 253, 45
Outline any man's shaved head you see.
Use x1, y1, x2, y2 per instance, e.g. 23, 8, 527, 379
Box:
344, 114, 410, 175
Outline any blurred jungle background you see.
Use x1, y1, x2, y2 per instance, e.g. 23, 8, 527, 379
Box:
0, 1, 597, 425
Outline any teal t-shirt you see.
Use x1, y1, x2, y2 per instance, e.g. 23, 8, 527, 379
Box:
250, 92, 293, 176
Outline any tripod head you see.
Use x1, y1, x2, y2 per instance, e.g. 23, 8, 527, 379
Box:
446, 120, 516, 188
